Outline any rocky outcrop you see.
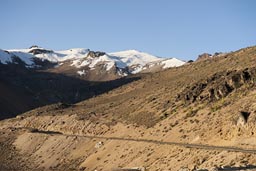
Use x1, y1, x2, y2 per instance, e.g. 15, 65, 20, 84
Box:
87, 51, 106, 58
196, 53, 212, 61
237, 111, 251, 126
177, 67, 256, 103
28, 48, 53, 55
29, 45, 39, 49
196, 52, 225, 61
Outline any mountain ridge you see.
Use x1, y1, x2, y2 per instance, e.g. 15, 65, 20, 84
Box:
0, 47, 185, 79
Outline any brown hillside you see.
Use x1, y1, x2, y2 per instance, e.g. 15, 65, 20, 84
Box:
1, 46, 256, 171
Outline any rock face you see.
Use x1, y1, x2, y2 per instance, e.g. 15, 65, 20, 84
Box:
28, 48, 53, 55
196, 53, 212, 61
196, 52, 225, 61
237, 111, 251, 126
87, 51, 106, 58
177, 67, 256, 103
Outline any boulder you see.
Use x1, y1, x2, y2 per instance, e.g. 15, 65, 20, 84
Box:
95, 141, 104, 148
237, 111, 250, 126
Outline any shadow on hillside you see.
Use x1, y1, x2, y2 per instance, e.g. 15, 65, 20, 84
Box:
0, 64, 140, 120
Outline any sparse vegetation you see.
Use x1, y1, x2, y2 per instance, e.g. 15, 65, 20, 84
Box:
1, 46, 256, 170
160, 112, 169, 120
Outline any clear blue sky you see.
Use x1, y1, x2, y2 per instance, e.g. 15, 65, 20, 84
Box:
1, 0, 255, 60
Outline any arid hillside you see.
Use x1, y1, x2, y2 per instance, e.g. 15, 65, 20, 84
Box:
1, 46, 256, 171
0, 63, 141, 119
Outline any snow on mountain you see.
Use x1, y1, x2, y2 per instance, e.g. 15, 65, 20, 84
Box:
70, 49, 160, 71
71, 53, 116, 71
87, 55, 115, 71
109, 50, 161, 67
0, 49, 12, 64
109, 50, 186, 73
0, 49, 34, 65
8, 47, 90, 63
1, 47, 185, 75
36, 48, 90, 62
161, 58, 186, 69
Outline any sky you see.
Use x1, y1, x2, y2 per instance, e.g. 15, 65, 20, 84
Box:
0, 0, 255, 60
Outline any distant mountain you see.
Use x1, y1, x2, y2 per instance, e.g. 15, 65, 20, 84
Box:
0, 46, 185, 81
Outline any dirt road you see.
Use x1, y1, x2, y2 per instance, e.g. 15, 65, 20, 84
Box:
24, 127, 256, 154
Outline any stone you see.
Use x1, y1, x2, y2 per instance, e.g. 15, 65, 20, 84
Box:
95, 141, 104, 148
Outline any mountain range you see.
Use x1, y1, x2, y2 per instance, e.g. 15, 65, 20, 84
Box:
0, 46, 185, 81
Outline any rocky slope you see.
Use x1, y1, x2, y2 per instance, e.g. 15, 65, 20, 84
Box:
1, 46, 256, 171
0, 62, 140, 119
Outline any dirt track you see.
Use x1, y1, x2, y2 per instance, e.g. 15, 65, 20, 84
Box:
25, 127, 256, 154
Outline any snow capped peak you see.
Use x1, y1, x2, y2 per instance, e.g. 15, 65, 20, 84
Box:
0, 47, 185, 76
110, 49, 157, 58
160, 58, 185, 69
109, 49, 161, 67
0, 49, 34, 66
